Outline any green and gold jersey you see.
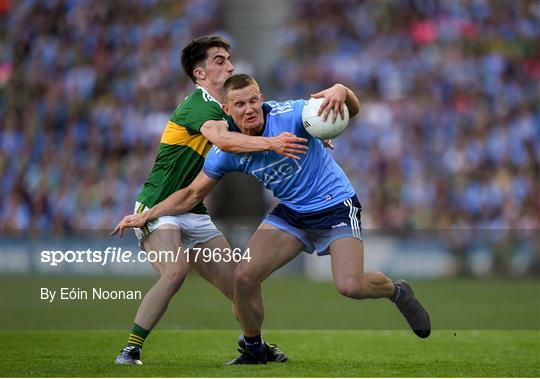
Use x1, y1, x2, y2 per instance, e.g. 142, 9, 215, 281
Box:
136, 87, 228, 214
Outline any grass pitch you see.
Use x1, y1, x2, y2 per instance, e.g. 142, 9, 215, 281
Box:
1, 330, 538, 377
1, 275, 539, 377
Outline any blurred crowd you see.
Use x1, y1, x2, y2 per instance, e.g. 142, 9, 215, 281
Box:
2, 0, 223, 232
274, 0, 539, 230
1, 0, 539, 273
271, 0, 539, 274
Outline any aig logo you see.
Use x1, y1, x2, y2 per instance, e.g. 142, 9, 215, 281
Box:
251, 157, 302, 186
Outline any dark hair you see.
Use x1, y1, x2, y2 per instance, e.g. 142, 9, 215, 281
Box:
180, 35, 231, 83
222, 74, 260, 102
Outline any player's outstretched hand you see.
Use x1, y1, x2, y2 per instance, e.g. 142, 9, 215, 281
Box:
272, 132, 308, 160
311, 84, 347, 123
111, 213, 146, 238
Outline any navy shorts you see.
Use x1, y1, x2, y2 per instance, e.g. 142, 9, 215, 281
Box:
264, 195, 362, 256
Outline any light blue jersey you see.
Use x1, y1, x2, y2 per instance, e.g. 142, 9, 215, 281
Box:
203, 100, 355, 213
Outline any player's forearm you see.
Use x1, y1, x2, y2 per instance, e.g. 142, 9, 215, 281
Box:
217, 132, 273, 153
344, 86, 360, 118
143, 188, 201, 222
202, 120, 274, 154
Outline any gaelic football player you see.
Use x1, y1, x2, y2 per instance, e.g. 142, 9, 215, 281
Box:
114, 36, 306, 365
113, 74, 431, 364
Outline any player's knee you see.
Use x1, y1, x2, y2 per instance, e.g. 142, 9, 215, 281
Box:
335, 276, 367, 299
160, 267, 188, 292
234, 266, 262, 289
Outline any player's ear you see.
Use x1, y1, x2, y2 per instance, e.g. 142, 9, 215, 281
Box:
193, 66, 205, 81
222, 103, 231, 116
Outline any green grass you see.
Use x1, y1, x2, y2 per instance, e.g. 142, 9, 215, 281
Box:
1, 275, 539, 376
2, 275, 539, 330
0, 330, 538, 377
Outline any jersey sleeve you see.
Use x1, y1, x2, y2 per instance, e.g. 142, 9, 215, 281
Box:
172, 97, 225, 134
202, 146, 236, 180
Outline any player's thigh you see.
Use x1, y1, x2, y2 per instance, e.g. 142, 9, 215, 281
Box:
189, 235, 236, 292
329, 237, 365, 282
142, 224, 188, 277
239, 223, 304, 282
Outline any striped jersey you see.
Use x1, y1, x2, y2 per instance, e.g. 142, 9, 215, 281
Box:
136, 87, 229, 213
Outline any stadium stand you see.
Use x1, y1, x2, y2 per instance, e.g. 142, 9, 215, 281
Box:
2, 0, 538, 275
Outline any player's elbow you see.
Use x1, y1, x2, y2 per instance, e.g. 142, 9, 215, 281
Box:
348, 104, 360, 119
346, 98, 360, 119
202, 122, 237, 153
345, 89, 360, 119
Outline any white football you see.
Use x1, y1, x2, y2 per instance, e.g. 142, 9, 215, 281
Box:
302, 97, 349, 140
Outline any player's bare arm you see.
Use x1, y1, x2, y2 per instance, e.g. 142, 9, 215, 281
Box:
201, 120, 308, 160
311, 84, 360, 122
111, 172, 218, 237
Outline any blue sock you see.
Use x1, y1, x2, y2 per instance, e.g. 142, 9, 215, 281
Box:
243, 335, 264, 355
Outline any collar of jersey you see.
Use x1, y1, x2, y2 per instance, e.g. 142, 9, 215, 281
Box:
227, 103, 272, 136
196, 85, 222, 106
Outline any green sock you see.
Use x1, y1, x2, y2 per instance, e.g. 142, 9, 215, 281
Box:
127, 323, 150, 348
